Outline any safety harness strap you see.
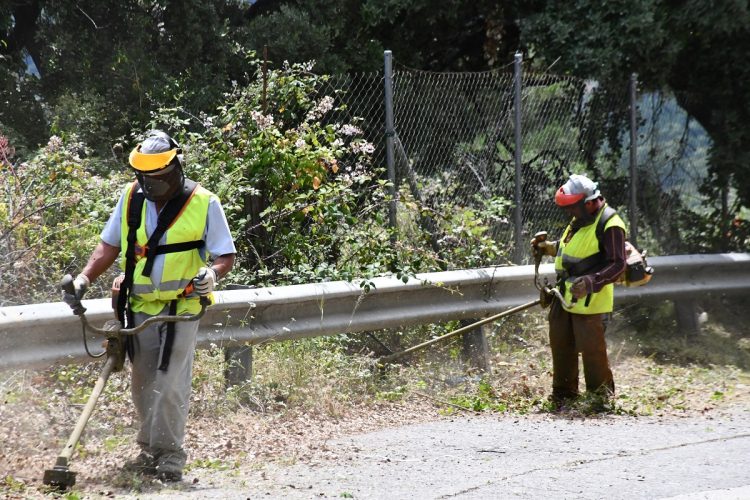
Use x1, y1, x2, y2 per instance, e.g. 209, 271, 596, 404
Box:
119, 179, 203, 369
595, 206, 617, 252
117, 182, 146, 329
151, 240, 205, 256
158, 300, 178, 371
142, 179, 200, 277
120, 183, 145, 361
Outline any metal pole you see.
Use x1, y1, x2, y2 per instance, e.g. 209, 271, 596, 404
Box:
629, 73, 638, 248
513, 52, 524, 264
384, 50, 397, 238
262, 45, 268, 114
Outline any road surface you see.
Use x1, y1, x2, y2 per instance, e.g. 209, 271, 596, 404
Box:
123, 408, 750, 499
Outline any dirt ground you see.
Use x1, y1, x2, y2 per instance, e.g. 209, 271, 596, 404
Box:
1, 368, 748, 499
1, 297, 749, 499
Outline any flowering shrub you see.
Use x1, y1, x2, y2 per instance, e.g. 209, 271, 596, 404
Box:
152, 61, 395, 286
1, 59, 514, 304
0, 134, 127, 305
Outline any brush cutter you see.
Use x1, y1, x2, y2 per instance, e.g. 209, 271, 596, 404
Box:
532, 231, 572, 309
380, 236, 570, 364
42, 274, 208, 491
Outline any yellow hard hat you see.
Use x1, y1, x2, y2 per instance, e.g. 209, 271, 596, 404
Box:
129, 145, 178, 172
128, 131, 181, 172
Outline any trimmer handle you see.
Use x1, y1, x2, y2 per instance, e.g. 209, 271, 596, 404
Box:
61, 274, 76, 296
61, 274, 87, 316
180, 270, 211, 307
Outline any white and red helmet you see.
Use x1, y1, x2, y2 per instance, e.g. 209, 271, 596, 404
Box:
555, 174, 601, 207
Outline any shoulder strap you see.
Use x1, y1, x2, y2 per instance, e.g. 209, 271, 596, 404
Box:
142, 179, 199, 277
564, 206, 617, 277
595, 205, 617, 252
117, 183, 145, 327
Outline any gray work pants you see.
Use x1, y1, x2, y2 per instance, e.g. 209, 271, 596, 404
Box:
131, 307, 199, 464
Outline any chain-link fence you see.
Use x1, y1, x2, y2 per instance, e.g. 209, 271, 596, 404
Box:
319, 54, 714, 269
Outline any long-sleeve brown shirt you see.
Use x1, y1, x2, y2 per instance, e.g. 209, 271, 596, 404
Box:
562, 209, 627, 294
580, 225, 626, 294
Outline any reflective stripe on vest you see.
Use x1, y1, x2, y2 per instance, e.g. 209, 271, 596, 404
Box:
119, 183, 212, 316
554, 204, 626, 315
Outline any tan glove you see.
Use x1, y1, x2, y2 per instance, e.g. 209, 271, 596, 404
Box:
570, 277, 590, 299
530, 235, 557, 258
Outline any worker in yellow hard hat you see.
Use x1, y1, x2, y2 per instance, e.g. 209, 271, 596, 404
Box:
63, 130, 236, 481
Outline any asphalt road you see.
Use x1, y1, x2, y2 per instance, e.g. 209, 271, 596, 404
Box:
128, 408, 750, 499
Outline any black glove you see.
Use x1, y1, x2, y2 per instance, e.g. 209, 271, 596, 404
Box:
62, 274, 89, 314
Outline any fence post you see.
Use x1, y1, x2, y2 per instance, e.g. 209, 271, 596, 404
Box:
629, 73, 639, 248
513, 52, 524, 264
384, 50, 398, 242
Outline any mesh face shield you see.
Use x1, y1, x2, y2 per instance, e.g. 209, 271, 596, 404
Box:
134, 162, 184, 202
129, 131, 186, 201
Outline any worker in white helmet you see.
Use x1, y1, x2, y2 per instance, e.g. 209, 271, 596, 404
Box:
532, 174, 627, 411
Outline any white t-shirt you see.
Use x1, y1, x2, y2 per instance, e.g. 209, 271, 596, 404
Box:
100, 184, 237, 287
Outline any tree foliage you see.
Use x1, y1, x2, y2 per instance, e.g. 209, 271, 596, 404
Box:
242, 0, 518, 73
0, 135, 127, 305
1, 0, 748, 303
1, 0, 247, 154
1, 59, 510, 304
7, 0, 746, 213
522, 0, 750, 234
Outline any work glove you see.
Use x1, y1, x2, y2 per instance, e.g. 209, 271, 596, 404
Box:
193, 266, 217, 296
530, 235, 557, 258
570, 277, 591, 300
62, 273, 90, 308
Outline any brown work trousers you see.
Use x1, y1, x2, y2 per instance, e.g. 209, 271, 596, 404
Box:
548, 299, 614, 399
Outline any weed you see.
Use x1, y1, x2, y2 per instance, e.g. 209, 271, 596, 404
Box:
3, 475, 25, 493
188, 458, 237, 472
2, 297, 748, 499
103, 436, 129, 453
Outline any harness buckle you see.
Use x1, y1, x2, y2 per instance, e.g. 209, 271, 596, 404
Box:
134, 244, 148, 259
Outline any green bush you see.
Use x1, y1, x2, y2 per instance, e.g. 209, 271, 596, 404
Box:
0, 134, 127, 305
2, 59, 514, 307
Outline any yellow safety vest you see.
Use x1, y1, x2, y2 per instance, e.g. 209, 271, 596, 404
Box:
554, 205, 626, 315
119, 182, 212, 316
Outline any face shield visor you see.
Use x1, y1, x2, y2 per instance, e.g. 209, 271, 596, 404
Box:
134, 162, 184, 202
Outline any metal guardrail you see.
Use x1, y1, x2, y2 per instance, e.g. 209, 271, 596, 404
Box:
1, 253, 748, 371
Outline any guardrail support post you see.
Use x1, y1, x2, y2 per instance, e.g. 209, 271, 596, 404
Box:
224, 344, 253, 388
674, 299, 700, 337
461, 320, 490, 372
223, 284, 255, 387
